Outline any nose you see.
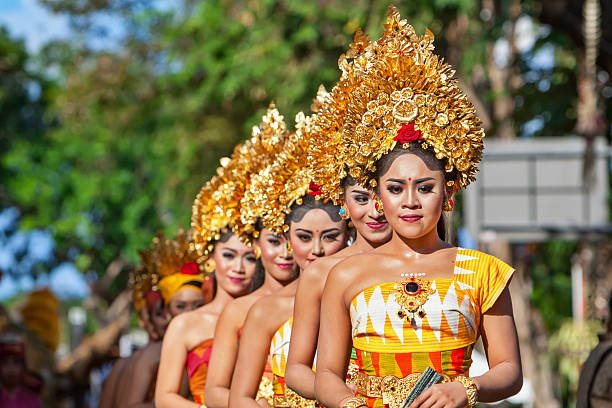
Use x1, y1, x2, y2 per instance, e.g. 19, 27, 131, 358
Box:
312, 239, 325, 257
235, 256, 246, 275
405, 187, 420, 209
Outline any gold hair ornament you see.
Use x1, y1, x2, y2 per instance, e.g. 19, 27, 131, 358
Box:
193, 103, 289, 257
315, 5, 484, 193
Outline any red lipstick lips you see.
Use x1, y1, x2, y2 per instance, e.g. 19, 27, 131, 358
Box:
366, 221, 388, 230
400, 215, 423, 223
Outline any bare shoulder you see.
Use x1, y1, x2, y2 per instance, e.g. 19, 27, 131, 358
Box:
302, 255, 343, 282
218, 294, 261, 329
246, 292, 293, 331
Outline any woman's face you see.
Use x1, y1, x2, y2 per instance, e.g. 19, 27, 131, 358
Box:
344, 183, 392, 245
255, 229, 297, 284
288, 208, 348, 270
378, 153, 446, 240
213, 234, 257, 297
149, 298, 169, 339
167, 288, 205, 318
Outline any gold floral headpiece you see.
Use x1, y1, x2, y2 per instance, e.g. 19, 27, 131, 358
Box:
137, 228, 204, 293
309, 30, 372, 204
192, 103, 289, 254
241, 112, 316, 235
316, 5, 484, 193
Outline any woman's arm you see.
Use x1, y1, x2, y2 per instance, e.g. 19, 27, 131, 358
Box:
314, 266, 355, 408
155, 315, 200, 408
229, 297, 288, 408
409, 286, 523, 408
125, 344, 159, 407
98, 358, 126, 408
204, 302, 243, 407
285, 261, 329, 399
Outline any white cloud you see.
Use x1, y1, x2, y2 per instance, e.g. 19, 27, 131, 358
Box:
0, 0, 71, 52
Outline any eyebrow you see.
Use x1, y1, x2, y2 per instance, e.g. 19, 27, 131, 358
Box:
386, 177, 435, 184
296, 228, 341, 235
221, 248, 237, 254
350, 189, 370, 195
264, 232, 281, 239
415, 177, 435, 183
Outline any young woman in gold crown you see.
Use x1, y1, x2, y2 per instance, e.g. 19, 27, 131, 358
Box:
123, 229, 207, 408
228, 115, 351, 408
99, 263, 169, 408
314, 7, 522, 408
284, 82, 394, 401
204, 106, 300, 408
155, 107, 290, 408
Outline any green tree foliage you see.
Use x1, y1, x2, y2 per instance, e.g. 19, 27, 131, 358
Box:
0, 0, 609, 300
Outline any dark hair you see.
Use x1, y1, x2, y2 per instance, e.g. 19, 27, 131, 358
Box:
249, 218, 266, 291
287, 194, 343, 225
373, 143, 456, 241
340, 174, 358, 192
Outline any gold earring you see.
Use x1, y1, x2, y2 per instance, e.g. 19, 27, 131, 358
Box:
286, 241, 293, 254
204, 258, 216, 274
374, 195, 384, 214
339, 204, 350, 220
254, 246, 261, 259
443, 198, 454, 212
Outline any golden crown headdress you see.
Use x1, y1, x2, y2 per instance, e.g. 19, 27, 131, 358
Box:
129, 264, 150, 312
241, 112, 316, 235
137, 228, 203, 292
315, 5, 484, 193
192, 103, 289, 255
309, 29, 372, 204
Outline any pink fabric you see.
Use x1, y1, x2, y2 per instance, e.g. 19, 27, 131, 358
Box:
0, 386, 41, 408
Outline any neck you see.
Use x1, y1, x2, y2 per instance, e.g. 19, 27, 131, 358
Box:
352, 229, 388, 252
206, 284, 240, 312
390, 228, 448, 255
260, 271, 292, 293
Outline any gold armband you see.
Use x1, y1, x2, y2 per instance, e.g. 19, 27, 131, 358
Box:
339, 396, 367, 407
454, 376, 477, 407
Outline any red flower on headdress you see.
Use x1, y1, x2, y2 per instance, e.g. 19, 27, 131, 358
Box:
394, 124, 423, 143
308, 181, 322, 196
181, 262, 200, 275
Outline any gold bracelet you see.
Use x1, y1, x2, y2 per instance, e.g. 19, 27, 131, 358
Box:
454, 376, 478, 408
339, 396, 367, 407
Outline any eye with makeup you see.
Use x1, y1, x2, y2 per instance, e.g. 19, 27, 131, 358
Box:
385, 183, 404, 195
351, 192, 370, 205
297, 232, 312, 242
221, 251, 235, 260
322, 232, 341, 242
174, 301, 186, 310
245, 254, 257, 263
417, 183, 435, 193
266, 236, 282, 246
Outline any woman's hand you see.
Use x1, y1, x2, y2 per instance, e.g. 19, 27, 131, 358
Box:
408, 382, 467, 408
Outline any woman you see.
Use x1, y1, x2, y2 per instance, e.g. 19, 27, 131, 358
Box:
203, 223, 297, 407
99, 268, 166, 408
124, 230, 206, 408
155, 229, 257, 407
315, 7, 522, 408
155, 105, 291, 407
229, 190, 350, 408
284, 177, 392, 400
284, 67, 394, 401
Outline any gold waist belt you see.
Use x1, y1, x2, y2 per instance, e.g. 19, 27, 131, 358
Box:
272, 387, 317, 408
353, 371, 452, 408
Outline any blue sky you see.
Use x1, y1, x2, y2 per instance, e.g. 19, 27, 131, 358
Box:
0, 0, 71, 51
0, 207, 90, 301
